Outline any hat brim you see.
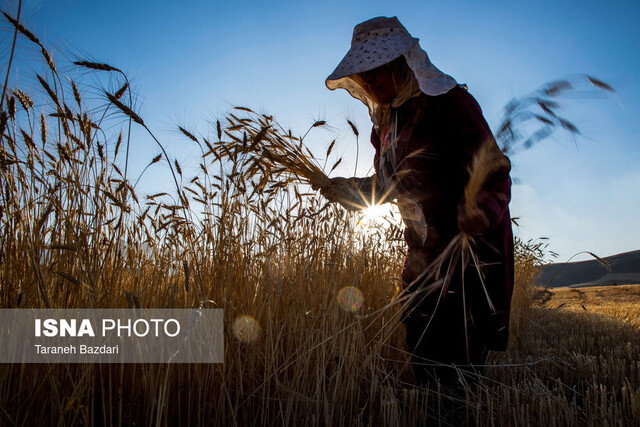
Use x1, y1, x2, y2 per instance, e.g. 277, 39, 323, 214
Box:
326, 35, 419, 83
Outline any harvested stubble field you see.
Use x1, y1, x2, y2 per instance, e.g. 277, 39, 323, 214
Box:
0, 9, 637, 426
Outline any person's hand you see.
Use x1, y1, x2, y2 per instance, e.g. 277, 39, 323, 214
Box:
457, 203, 489, 235
319, 177, 349, 202
315, 177, 359, 211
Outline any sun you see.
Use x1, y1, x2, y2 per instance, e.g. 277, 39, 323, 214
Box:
361, 203, 394, 220
357, 203, 402, 230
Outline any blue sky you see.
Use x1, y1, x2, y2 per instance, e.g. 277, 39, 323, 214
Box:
4, 0, 640, 261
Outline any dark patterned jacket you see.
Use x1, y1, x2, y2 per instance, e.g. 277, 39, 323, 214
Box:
353, 85, 514, 350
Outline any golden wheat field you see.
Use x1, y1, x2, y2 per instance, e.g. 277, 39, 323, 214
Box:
0, 9, 638, 427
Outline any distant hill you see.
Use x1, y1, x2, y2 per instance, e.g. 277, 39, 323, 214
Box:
537, 250, 640, 288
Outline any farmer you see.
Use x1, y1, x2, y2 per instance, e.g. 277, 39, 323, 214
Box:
320, 16, 514, 389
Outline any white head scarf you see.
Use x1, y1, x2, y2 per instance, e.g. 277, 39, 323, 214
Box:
326, 16, 458, 118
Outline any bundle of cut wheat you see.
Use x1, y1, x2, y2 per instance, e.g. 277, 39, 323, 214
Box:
211, 108, 333, 194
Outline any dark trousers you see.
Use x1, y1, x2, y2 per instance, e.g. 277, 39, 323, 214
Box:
402, 284, 489, 390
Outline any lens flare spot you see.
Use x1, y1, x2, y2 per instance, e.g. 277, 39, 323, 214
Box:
232, 316, 260, 343
337, 286, 364, 313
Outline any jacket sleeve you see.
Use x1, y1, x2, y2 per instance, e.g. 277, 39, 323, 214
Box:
345, 175, 392, 207
341, 125, 393, 208
444, 88, 512, 229
475, 157, 512, 227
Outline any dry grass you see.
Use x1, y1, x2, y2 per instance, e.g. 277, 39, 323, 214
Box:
486, 284, 640, 425
0, 11, 636, 426
536, 284, 640, 328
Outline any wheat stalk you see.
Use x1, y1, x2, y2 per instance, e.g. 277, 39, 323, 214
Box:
211, 109, 331, 191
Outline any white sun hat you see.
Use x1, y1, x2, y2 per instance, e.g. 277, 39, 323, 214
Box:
326, 16, 458, 114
